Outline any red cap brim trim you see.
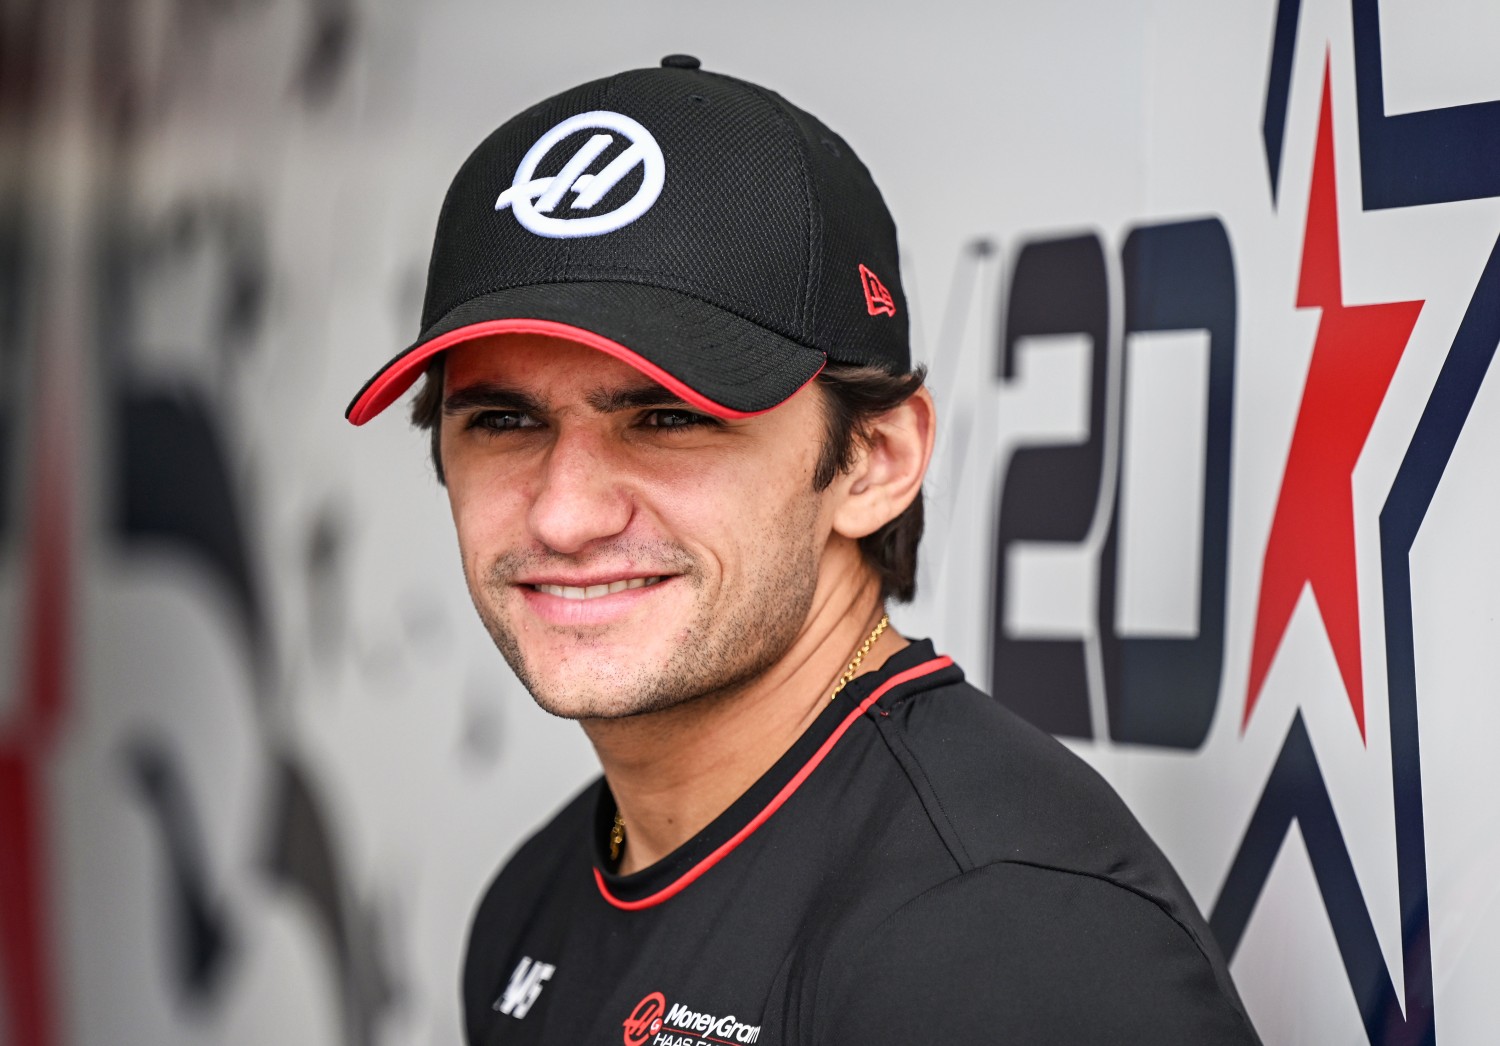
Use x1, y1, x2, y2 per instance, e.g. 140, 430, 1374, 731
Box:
345, 318, 825, 425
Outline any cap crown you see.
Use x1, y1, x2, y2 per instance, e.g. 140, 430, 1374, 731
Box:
421, 64, 908, 369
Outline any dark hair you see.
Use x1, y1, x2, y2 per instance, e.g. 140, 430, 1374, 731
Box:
409, 358, 927, 602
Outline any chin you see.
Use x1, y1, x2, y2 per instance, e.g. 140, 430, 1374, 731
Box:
486, 626, 688, 719
523, 673, 701, 722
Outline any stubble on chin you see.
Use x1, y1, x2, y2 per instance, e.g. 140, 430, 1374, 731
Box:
469, 506, 823, 721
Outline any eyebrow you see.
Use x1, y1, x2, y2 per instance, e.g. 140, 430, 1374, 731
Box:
442, 384, 545, 415
584, 383, 694, 413
442, 380, 695, 416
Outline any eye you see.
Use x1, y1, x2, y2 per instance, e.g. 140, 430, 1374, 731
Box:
468, 410, 540, 433
642, 408, 716, 430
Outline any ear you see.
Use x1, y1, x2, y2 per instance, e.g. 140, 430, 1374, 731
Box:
830, 387, 936, 540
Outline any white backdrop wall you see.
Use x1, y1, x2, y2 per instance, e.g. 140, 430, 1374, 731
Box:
3, 1, 1498, 1043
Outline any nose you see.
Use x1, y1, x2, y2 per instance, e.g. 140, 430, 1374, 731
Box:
526, 424, 633, 555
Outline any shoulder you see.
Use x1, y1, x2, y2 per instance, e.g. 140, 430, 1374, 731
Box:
461, 778, 599, 1029
815, 860, 1260, 1044
875, 673, 1187, 897
468, 777, 599, 927
856, 667, 1250, 1026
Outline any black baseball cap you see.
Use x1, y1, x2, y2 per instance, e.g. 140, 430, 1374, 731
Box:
345, 54, 908, 425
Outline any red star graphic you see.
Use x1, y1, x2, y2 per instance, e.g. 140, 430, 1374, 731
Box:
1243, 56, 1423, 741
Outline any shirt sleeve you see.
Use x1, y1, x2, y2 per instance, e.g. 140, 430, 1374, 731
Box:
814, 861, 1261, 1045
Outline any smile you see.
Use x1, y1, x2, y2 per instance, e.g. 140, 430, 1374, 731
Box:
531, 576, 664, 600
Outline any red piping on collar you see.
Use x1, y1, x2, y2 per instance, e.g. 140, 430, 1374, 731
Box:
594, 655, 955, 911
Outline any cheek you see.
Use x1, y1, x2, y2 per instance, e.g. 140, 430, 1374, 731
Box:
445, 460, 531, 569
643, 452, 822, 576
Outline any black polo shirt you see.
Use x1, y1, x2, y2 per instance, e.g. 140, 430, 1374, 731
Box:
462, 640, 1260, 1044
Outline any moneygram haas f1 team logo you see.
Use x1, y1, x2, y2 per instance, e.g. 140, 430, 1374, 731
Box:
622, 991, 762, 1046
496, 111, 666, 238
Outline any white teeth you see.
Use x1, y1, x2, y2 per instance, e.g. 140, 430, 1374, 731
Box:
535, 576, 662, 600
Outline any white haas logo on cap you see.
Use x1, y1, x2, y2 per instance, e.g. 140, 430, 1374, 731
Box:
495, 111, 665, 238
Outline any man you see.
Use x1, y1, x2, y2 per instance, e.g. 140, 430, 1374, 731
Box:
347, 55, 1259, 1045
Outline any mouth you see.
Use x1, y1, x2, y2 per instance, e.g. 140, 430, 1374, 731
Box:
528, 576, 665, 601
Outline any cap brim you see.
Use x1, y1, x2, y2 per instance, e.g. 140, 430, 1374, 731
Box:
345, 282, 827, 425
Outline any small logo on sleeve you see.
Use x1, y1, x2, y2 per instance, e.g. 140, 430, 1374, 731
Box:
859, 263, 897, 317
494, 956, 555, 1019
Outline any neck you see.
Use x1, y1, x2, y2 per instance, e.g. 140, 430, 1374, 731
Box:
582, 550, 906, 874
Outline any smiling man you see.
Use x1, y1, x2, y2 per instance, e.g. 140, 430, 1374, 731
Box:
346, 56, 1259, 1045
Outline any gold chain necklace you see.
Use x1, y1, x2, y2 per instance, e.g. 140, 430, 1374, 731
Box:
609, 811, 626, 863
829, 612, 890, 702
608, 611, 890, 864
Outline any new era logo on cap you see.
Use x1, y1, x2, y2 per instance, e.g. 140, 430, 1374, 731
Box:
494, 110, 666, 238
860, 263, 896, 317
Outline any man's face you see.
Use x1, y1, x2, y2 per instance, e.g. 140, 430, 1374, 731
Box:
439, 334, 837, 720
